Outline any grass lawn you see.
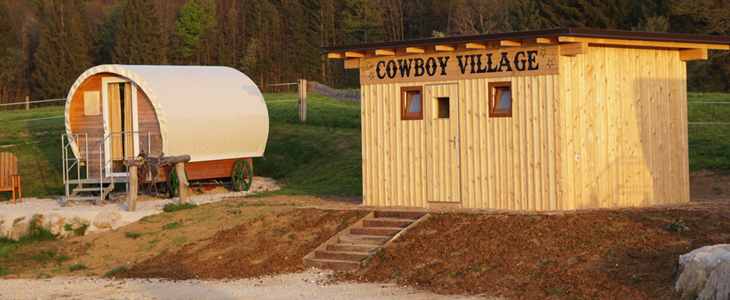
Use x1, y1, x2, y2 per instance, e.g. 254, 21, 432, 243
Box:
1, 92, 728, 201
0, 93, 362, 201
687, 93, 730, 170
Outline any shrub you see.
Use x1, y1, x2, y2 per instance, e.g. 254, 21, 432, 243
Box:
68, 264, 87, 271
162, 202, 198, 213
105, 266, 125, 277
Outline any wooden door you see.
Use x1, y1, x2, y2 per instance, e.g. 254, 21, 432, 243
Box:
425, 83, 461, 203
106, 82, 135, 174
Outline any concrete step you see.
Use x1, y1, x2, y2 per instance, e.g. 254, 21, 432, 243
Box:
374, 210, 427, 219
303, 258, 361, 271
326, 243, 379, 253
314, 250, 370, 261
64, 196, 98, 201
72, 187, 104, 192
339, 235, 391, 245
363, 218, 415, 228
350, 227, 401, 236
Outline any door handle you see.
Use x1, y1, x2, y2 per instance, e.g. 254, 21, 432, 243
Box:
447, 136, 457, 149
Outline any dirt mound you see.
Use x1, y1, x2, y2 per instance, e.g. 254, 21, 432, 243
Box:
120, 208, 367, 280
1, 196, 367, 280
340, 203, 730, 299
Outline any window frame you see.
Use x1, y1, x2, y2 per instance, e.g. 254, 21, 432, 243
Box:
488, 81, 512, 118
401, 86, 423, 120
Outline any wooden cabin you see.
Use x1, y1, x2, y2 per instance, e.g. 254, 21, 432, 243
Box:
321, 28, 730, 210
64, 65, 268, 200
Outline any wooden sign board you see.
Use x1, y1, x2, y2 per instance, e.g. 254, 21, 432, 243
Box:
359, 45, 559, 85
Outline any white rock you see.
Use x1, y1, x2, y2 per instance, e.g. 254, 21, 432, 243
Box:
10, 221, 30, 241
676, 244, 730, 300
92, 211, 122, 230
42, 213, 67, 235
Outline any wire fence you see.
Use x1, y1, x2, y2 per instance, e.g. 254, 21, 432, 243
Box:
0, 98, 66, 107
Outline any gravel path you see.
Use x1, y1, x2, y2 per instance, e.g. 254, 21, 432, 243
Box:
0, 270, 485, 300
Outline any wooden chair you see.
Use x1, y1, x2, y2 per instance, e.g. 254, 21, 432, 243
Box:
0, 152, 21, 204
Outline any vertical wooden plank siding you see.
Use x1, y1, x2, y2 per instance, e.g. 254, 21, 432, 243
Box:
360, 45, 688, 209
680, 59, 690, 204
69, 74, 162, 178
556, 46, 688, 209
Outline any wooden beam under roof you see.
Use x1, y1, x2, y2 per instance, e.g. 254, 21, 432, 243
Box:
558, 36, 730, 50
500, 39, 522, 47
345, 51, 365, 58
560, 42, 587, 56
375, 49, 395, 56
327, 52, 345, 59
465, 42, 487, 50
405, 47, 425, 54
435, 44, 455, 52
679, 48, 708, 61
344, 58, 360, 69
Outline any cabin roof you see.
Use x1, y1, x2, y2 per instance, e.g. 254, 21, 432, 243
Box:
321, 27, 730, 58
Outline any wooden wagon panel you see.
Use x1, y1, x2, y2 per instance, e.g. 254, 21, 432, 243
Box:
154, 157, 253, 183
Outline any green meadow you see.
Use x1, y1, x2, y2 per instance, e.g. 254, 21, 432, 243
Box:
0, 92, 728, 200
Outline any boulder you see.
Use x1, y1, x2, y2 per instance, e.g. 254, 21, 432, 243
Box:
31, 213, 46, 227
676, 244, 730, 300
41, 213, 67, 236
9, 220, 30, 240
92, 211, 122, 230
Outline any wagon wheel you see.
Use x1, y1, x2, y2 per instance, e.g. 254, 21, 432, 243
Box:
231, 160, 253, 191
167, 166, 189, 198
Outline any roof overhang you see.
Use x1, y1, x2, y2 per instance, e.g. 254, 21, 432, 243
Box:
321, 27, 730, 61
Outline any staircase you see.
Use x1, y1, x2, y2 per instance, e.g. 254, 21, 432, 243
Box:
303, 210, 428, 271
61, 132, 141, 206
62, 178, 123, 205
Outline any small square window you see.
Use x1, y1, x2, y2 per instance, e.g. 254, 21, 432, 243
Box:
436, 97, 450, 119
489, 82, 512, 118
401, 86, 423, 120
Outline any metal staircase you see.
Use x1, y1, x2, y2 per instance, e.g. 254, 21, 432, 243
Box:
61, 132, 148, 205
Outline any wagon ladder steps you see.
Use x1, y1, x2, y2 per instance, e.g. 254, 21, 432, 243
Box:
62, 178, 124, 206
303, 210, 428, 271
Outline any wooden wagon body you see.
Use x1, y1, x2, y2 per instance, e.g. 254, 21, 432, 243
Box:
62, 65, 268, 201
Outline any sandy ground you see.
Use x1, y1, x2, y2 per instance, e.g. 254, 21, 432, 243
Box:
0, 179, 490, 299
0, 270, 484, 300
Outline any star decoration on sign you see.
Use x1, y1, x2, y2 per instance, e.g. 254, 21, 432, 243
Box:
539, 47, 547, 58
547, 59, 555, 68
369, 71, 375, 80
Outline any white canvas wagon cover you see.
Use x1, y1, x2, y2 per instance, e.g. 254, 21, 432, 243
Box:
65, 65, 269, 162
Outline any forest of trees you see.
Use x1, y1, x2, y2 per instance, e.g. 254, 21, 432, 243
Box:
1, 0, 730, 105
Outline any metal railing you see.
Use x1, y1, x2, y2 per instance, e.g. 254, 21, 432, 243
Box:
62, 131, 150, 201
61, 133, 89, 197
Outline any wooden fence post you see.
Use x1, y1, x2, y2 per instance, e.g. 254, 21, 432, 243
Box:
298, 79, 307, 123
25, 96, 29, 110
127, 165, 138, 212
176, 162, 189, 204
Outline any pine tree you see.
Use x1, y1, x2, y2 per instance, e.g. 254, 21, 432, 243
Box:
0, 0, 15, 51
343, 0, 385, 44
32, 0, 93, 100
511, 0, 544, 30
98, 2, 123, 64
174, 0, 216, 64
0, 0, 25, 104
113, 0, 164, 65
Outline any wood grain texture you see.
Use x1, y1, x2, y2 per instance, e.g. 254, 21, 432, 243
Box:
361, 45, 689, 210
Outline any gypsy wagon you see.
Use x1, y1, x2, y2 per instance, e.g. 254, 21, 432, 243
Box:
62, 65, 269, 203
322, 27, 730, 211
